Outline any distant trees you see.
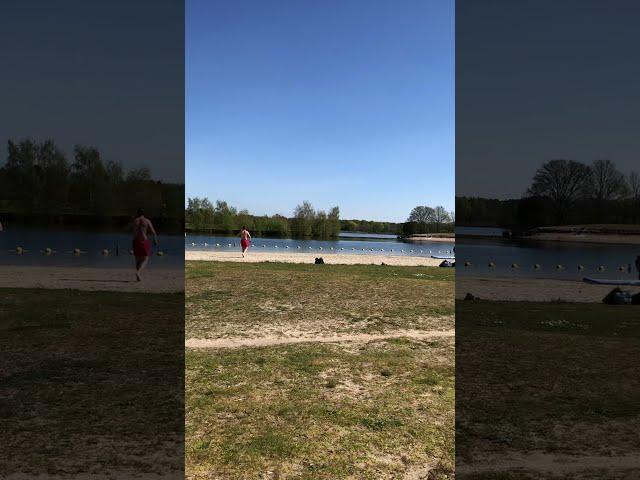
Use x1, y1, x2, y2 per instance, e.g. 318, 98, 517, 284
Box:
186, 199, 339, 239
0, 138, 183, 227
458, 158, 639, 227
404, 205, 453, 235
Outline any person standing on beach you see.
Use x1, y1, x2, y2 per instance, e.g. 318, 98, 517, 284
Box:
240, 226, 251, 258
132, 208, 158, 281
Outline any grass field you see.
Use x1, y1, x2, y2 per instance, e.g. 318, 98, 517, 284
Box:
0, 288, 184, 477
456, 300, 640, 479
186, 261, 455, 479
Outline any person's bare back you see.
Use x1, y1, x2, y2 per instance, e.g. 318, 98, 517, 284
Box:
133, 216, 155, 241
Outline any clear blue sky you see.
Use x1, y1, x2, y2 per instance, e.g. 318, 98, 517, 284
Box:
186, 0, 453, 223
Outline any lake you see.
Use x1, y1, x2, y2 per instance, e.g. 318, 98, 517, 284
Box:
186, 233, 454, 257
0, 227, 184, 268
458, 237, 639, 281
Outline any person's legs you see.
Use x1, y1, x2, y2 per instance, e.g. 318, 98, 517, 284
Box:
135, 256, 149, 280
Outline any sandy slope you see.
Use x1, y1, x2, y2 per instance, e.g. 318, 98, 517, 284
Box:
186, 250, 443, 266
0, 265, 184, 292
457, 275, 639, 303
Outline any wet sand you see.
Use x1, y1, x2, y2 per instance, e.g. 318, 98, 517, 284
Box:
457, 275, 639, 303
186, 250, 442, 266
0, 266, 184, 292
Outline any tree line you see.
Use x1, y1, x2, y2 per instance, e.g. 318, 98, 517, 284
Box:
187, 198, 454, 237
186, 198, 341, 238
457, 159, 640, 227
403, 205, 454, 235
0, 138, 184, 230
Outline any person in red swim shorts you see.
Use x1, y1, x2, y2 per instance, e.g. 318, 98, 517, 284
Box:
132, 208, 158, 281
240, 225, 251, 258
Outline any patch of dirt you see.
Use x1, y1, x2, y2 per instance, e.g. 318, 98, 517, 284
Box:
186, 329, 454, 349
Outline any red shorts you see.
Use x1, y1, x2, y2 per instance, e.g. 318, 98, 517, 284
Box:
133, 238, 152, 257
241, 239, 250, 249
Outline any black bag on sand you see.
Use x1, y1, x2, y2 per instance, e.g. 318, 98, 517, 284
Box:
314, 257, 324, 264
602, 287, 632, 305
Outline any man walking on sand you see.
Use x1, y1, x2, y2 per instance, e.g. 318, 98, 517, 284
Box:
132, 208, 158, 281
240, 226, 251, 258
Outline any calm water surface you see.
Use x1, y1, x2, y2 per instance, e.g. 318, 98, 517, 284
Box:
0, 227, 183, 268
186, 234, 454, 257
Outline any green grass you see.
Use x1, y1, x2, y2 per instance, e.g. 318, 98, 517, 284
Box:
186, 339, 454, 479
186, 261, 454, 339
186, 260, 454, 478
456, 300, 640, 477
0, 288, 184, 476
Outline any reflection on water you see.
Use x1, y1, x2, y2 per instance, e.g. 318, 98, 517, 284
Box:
0, 227, 184, 268
186, 234, 454, 258
459, 238, 639, 281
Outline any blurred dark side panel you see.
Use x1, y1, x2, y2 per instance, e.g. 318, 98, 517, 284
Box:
456, 0, 640, 478
0, 1, 184, 477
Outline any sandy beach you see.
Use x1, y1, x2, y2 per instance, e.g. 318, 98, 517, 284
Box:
457, 275, 639, 303
186, 250, 443, 266
0, 266, 184, 292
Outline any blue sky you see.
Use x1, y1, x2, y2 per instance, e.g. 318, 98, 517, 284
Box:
186, 0, 453, 222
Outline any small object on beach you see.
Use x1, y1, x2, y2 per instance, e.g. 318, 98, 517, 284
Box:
533, 263, 541, 270
439, 259, 454, 268
314, 257, 325, 264
464, 292, 479, 301
381, 262, 386, 266
488, 261, 495, 268
101, 249, 109, 256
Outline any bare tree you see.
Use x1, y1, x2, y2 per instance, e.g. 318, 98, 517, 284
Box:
527, 159, 592, 223
591, 159, 629, 202
407, 206, 435, 224
629, 171, 640, 201
433, 206, 451, 230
